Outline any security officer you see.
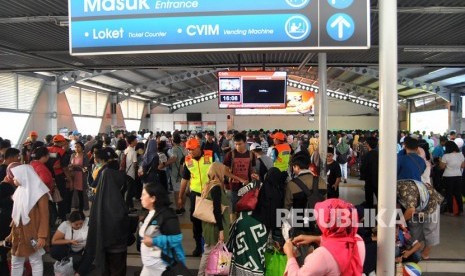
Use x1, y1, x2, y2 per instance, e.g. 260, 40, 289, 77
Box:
177, 138, 212, 257
271, 132, 292, 172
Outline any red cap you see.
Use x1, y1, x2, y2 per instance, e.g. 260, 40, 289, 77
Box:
185, 138, 200, 150
29, 131, 38, 137
53, 134, 66, 143
272, 132, 286, 141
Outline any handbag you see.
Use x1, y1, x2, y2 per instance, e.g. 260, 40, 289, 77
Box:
205, 242, 232, 275
53, 257, 74, 276
52, 187, 63, 203
193, 184, 227, 224
264, 248, 287, 276
236, 185, 260, 212
309, 163, 319, 176
162, 244, 192, 276
348, 155, 356, 167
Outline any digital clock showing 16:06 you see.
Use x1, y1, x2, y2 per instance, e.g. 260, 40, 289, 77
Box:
221, 95, 241, 102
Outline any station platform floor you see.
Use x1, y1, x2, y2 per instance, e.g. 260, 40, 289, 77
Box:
42, 176, 465, 275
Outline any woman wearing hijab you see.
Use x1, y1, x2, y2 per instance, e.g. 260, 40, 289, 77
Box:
336, 137, 351, 183
5, 164, 50, 276
284, 198, 365, 276
86, 149, 129, 276
138, 139, 159, 185
198, 162, 230, 276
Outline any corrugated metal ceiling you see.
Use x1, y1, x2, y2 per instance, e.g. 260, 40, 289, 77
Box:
0, 0, 464, 107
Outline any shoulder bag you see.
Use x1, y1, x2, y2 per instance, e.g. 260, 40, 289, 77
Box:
193, 184, 228, 224
236, 181, 261, 212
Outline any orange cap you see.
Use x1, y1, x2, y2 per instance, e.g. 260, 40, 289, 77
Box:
272, 132, 286, 141
185, 138, 200, 150
29, 131, 38, 137
53, 134, 66, 143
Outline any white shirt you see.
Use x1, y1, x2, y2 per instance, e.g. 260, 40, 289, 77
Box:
139, 210, 165, 267
124, 146, 138, 179
57, 218, 89, 252
442, 152, 464, 177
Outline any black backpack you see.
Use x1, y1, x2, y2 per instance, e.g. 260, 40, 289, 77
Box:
293, 177, 325, 211
336, 150, 349, 164
292, 177, 325, 234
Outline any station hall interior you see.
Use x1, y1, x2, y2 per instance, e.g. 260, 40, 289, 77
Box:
1, 0, 465, 275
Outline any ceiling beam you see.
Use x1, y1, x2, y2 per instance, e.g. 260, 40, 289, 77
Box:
339, 67, 451, 101
57, 70, 116, 92
155, 84, 215, 104
121, 69, 221, 98
426, 69, 465, 83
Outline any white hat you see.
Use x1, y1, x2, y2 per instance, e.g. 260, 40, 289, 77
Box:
250, 143, 262, 151
160, 136, 168, 142
454, 137, 464, 149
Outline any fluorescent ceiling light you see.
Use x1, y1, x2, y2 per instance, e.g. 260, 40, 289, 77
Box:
403, 47, 465, 53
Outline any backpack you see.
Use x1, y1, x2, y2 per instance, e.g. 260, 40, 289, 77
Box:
336, 150, 349, 164
292, 176, 324, 234
292, 176, 325, 210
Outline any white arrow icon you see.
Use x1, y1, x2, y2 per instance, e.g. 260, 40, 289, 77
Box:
330, 15, 351, 39
331, 0, 336, 4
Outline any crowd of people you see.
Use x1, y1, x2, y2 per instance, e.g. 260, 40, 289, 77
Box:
0, 127, 462, 275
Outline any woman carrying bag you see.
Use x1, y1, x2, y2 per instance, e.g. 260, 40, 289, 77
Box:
197, 162, 231, 276
140, 183, 186, 276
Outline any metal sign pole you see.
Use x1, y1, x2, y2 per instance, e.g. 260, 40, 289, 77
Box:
377, 0, 398, 275
318, 53, 328, 178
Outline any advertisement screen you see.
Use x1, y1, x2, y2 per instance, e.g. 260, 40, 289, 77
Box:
218, 71, 287, 109
235, 90, 315, 115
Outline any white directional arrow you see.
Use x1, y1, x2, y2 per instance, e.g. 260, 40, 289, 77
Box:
330, 16, 351, 39
331, 0, 337, 4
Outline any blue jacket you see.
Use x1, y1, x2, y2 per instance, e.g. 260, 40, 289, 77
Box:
147, 206, 186, 265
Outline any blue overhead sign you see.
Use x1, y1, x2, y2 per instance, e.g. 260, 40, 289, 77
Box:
69, 0, 369, 55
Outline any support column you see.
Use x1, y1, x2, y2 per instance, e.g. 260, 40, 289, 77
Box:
111, 93, 118, 126
450, 93, 460, 132
377, 0, 397, 275
48, 81, 58, 135
146, 101, 152, 130
406, 100, 411, 132
318, 53, 328, 176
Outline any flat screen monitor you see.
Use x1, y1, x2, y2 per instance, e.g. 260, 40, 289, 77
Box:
186, 113, 202, 121
218, 71, 287, 109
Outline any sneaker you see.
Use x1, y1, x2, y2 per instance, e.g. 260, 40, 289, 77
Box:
175, 209, 183, 215
344, 179, 347, 183
180, 208, 186, 213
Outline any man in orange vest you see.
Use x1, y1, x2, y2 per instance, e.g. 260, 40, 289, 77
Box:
271, 132, 292, 173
